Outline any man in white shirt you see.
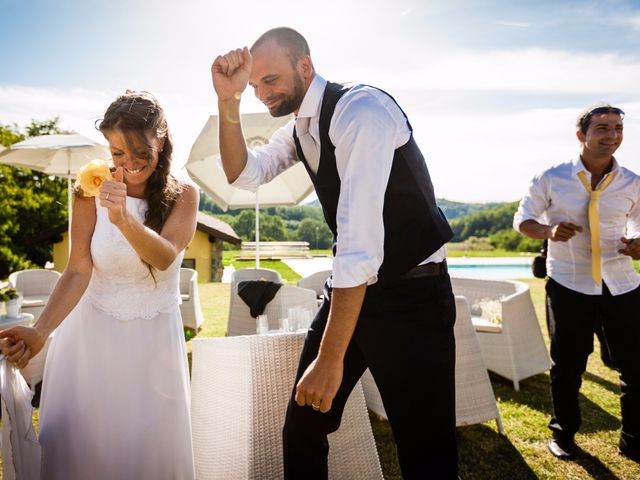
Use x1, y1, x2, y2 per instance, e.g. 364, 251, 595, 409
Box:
514, 104, 640, 463
211, 27, 458, 479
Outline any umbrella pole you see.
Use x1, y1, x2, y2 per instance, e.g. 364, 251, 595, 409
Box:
255, 189, 260, 268
67, 148, 73, 255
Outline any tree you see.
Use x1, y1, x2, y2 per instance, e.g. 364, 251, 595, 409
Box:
231, 210, 256, 240
198, 191, 226, 215
449, 202, 519, 241
296, 218, 333, 249
0, 119, 67, 278
436, 198, 502, 220
258, 214, 289, 241
231, 210, 289, 242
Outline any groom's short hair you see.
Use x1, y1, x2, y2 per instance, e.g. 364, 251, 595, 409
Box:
251, 27, 310, 66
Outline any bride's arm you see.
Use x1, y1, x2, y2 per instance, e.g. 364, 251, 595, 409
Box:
103, 176, 199, 271
0, 195, 96, 365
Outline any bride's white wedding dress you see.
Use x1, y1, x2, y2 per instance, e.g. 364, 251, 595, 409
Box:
38, 197, 194, 479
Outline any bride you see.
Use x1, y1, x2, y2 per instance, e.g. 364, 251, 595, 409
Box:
0, 91, 197, 479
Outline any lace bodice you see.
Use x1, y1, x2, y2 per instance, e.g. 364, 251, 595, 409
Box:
85, 197, 183, 321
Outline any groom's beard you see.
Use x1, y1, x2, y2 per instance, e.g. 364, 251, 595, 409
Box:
266, 74, 305, 117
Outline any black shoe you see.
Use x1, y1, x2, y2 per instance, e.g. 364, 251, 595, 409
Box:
548, 435, 577, 460
619, 442, 640, 463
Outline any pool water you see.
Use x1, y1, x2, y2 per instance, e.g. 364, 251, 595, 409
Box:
448, 264, 533, 280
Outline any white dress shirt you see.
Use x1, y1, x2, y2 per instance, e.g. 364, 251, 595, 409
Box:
232, 74, 446, 288
514, 157, 640, 295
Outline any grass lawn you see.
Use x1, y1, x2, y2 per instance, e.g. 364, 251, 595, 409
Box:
16, 261, 639, 479
191, 270, 639, 479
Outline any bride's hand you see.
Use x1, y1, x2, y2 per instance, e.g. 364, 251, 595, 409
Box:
100, 167, 128, 227
0, 326, 46, 368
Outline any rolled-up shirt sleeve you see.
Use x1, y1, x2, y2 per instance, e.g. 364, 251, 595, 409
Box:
513, 172, 550, 232
230, 120, 298, 192
626, 177, 640, 238
330, 90, 408, 288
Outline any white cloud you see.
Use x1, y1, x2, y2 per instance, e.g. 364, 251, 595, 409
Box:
334, 48, 640, 94
0, 85, 110, 142
3, 45, 640, 203
412, 103, 640, 202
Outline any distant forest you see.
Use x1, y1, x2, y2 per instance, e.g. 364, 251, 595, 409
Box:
199, 193, 542, 252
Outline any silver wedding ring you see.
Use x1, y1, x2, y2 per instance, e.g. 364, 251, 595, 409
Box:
311, 403, 320, 410
105, 192, 110, 200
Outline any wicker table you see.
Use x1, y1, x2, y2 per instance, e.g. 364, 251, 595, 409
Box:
0, 313, 35, 329
190, 332, 383, 480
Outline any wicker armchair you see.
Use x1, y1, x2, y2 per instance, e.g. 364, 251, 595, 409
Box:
361, 295, 504, 433
190, 333, 383, 479
227, 285, 317, 336
179, 268, 204, 334
8, 269, 61, 321
228, 269, 283, 331
230, 268, 282, 291
296, 269, 332, 297
451, 277, 551, 391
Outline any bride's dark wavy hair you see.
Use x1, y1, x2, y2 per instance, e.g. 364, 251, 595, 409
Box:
96, 90, 183, 234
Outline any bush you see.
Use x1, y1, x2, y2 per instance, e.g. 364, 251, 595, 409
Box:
0, 244, 34, 279
463, 236, 494, 251
0, 286, 18, 302
489, 229, 543, 252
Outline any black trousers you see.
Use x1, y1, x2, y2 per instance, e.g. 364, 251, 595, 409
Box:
546, 278, 640, 450
283, 273, 458, 480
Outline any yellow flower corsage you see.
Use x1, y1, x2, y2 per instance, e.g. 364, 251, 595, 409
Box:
76, 160, 113, 197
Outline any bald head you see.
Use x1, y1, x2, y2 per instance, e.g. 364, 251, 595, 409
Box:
251, 27, 310, 67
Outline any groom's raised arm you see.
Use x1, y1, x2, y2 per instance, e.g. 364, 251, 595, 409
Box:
211, 47, 252, 183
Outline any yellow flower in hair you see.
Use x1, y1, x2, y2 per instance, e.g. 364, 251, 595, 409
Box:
76, 160, 113, 197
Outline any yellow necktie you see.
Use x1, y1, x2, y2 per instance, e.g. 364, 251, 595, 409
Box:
576, 170, 616, 286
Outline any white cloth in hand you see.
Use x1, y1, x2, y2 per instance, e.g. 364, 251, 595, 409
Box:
0, 357, 41, 480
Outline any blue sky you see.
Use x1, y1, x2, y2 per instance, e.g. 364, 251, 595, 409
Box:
2, 0, 640, 202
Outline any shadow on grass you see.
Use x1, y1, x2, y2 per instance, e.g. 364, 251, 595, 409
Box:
490, 372, 620, 434
370, 413, 537, 480
579, 396, 621, 434
458, 424, 537, 480
570, 446, 623, 480
583, 370, 620, 396
490, 371, 553, 414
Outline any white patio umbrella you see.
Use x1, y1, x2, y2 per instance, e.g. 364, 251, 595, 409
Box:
0, 134, 111, 237
186, 113, 315, 267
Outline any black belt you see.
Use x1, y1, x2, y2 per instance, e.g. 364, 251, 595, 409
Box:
399, 260, 448, 279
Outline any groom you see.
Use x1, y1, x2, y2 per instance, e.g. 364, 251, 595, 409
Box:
211, 27, 458, 479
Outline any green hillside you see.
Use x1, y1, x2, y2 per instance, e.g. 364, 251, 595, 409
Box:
200, 191, 540, 252
437, 198, 502, 220
450, 201, 543, 252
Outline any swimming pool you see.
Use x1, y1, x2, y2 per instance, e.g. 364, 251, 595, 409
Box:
448, 264, 533, 280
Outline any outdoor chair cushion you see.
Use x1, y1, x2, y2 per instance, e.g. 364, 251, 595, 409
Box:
21, 295, 49, 308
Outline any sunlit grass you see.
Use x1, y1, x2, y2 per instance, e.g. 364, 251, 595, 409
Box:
19, 270, 640, 479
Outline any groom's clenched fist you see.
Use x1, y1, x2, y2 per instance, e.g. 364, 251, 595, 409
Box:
211, 47, 252, 102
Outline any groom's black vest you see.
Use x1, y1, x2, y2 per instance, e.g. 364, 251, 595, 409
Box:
294, 82, 453, 284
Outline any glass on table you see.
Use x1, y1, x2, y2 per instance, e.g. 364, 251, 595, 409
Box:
256, 314, 269, 334
288, 307, 314, 332
279, 317, 290, 332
